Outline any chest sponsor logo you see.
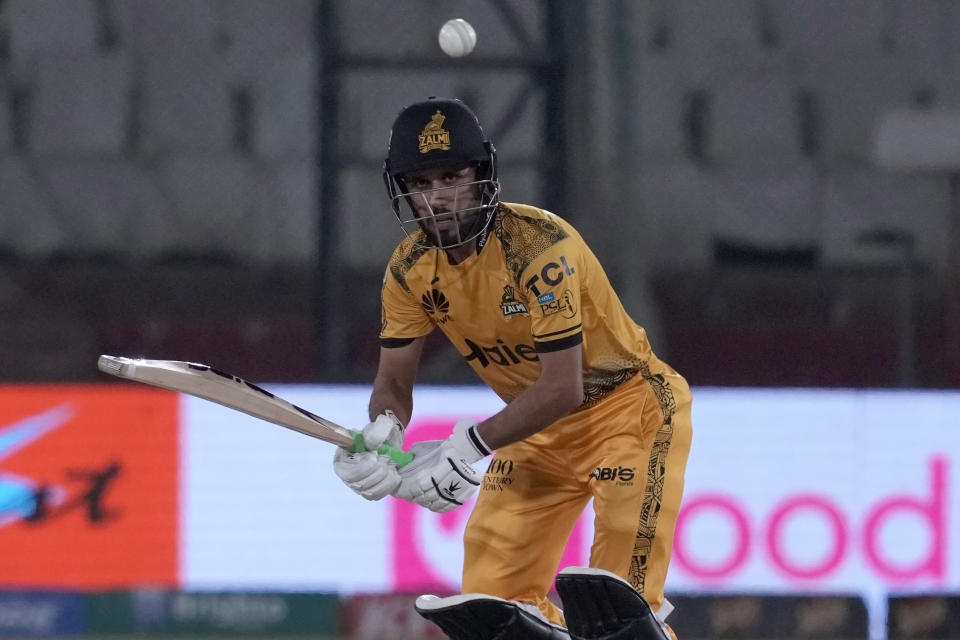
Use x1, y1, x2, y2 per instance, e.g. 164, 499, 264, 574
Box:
524, 256, 575, 297
421, 289, 451, 324
463, 338, 539, 368
499, 286, 528, 318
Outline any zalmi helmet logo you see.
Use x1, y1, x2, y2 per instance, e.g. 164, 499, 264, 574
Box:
419, 110, 451, 154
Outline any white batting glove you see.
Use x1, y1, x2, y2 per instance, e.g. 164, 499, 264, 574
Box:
393, 418, 491, 512
333, 411, 404, 501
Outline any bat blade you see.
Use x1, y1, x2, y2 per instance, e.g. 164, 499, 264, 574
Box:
97, 355, 414, 467
98, 354, 356, 446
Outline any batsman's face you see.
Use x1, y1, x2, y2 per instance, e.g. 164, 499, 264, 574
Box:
404, 165, 482, 246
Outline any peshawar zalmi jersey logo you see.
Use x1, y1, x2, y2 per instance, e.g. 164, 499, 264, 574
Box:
499, 285, 528, 317
419, 110, 451, 153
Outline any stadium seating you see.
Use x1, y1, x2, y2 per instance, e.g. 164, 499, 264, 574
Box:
0, 74, 12, 154
0, 157, 61, 257
821, 165, 952, 271
637, 162, 717, 269
802, 54, 934, 162
138, 48, 235, 155
760, 0, 888, 64
26, 53, 132, 157
152, 154, 267, 262
703, 63, 806, 164
711, 161, 822, 257
660, 0, 765, 54
246, 51, 317, 159
2, 0, 100, 62
109, 0, 220, 53
39, 160, 172, 260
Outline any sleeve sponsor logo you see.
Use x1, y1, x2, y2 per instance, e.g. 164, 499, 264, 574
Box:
540, 289, 577, 319
524, 256, 575, 297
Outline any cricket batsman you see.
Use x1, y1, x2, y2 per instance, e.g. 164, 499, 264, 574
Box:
334, 97, 693, 640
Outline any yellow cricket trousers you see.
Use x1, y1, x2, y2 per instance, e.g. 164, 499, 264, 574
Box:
461, 366, 693, 626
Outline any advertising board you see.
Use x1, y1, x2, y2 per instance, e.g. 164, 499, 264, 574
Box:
0, 386, 178, 588
2, 382, 957, 638
180, 386, 960, 639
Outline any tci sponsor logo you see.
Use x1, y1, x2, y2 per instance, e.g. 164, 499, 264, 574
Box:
524, 256, 575, 297
674, 457, 950, 583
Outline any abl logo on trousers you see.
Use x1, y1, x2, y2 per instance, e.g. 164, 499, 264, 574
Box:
592, 466, 635, 486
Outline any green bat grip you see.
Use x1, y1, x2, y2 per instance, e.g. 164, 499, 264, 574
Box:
349, 431, 415, 468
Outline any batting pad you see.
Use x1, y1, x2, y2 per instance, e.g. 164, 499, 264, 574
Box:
415, 593, 570, 640
555, 567, 672, 640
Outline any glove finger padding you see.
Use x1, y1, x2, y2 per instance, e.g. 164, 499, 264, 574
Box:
362, 410, 404, 449
333, 448, 401, 501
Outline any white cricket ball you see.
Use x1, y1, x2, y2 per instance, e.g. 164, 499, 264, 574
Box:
438, 18, 476, 58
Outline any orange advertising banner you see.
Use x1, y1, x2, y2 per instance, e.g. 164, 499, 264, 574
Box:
0, 386, 179, 588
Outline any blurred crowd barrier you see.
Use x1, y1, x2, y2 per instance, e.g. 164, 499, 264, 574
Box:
1, 261, 956, 387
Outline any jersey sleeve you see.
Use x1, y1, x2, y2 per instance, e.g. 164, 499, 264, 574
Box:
519, 238, 584, 353
379, 267, 434, 347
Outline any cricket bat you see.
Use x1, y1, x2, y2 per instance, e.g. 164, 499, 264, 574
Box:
97, 355, 413, 467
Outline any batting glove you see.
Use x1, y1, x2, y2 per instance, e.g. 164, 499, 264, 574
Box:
333, 410, 404, 501
393, 418, 491, 512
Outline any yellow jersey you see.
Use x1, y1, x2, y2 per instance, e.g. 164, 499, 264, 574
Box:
380, 203, 664, 408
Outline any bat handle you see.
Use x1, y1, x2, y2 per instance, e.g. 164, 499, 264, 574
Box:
349, 431, 415, 468
377, 443, 415, 468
